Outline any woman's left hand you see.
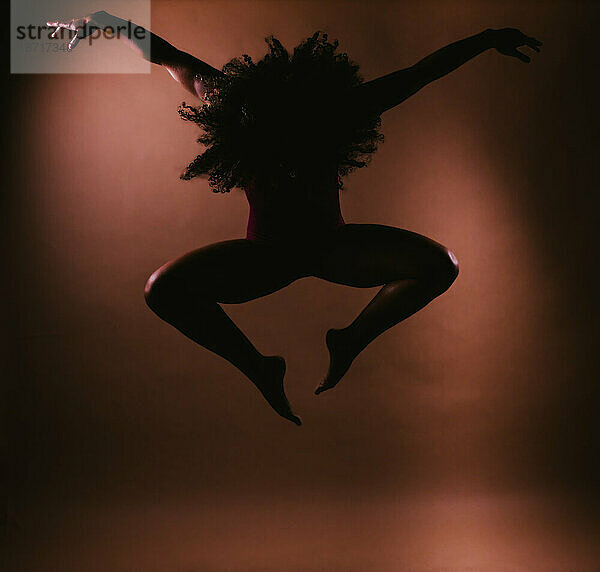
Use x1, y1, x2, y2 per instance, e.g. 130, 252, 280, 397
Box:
488, 28, 543, 63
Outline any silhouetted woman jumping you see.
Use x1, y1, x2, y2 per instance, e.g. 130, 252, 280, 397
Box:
48, 11, 542, 425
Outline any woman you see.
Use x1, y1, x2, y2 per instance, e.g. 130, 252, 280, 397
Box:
48, 11, 542, 425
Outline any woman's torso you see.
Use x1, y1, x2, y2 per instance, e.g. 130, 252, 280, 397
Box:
243, 165, 345, 244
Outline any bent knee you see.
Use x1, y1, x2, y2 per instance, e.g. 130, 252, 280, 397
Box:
144, 263, 215, 312
144, 269, 164, 310
424, 248, 459, 294
144, 267, 185, 311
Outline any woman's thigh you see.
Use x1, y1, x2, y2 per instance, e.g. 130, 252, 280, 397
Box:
311, 223, 458, 287
147, 239, 306, 304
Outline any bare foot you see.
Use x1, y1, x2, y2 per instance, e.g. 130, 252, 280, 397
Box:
252, 356, 301, 425
315, 328, 355, 395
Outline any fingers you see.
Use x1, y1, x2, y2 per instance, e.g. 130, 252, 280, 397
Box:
68, 35, 80, 52
525, 35, 543, 51
513, 48, 531, 63
46, 20, 75, 31
495, 30, 542, 62
46, 19, 85, 52
47, 22, 74, 47
513, 32, 543, 62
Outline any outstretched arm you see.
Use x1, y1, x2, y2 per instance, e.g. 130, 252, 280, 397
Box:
354, 28, 542, 116
47, 10, 224, 99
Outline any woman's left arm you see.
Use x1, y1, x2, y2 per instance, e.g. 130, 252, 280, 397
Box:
353, 28, 542, 116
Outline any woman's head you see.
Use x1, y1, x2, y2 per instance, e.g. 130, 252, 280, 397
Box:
179, 31, 384, 193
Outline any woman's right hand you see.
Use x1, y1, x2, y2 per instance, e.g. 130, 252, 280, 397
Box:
46, 11, 109, 52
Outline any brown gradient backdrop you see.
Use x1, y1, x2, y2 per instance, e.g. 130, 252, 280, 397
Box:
4, 1, 600, 570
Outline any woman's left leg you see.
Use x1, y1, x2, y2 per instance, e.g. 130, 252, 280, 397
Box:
311, 223, 459, 393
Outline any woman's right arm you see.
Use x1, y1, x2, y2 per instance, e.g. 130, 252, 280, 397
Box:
47, 10, 224, 99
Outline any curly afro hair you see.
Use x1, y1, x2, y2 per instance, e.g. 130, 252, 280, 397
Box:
178, 31, 384, 193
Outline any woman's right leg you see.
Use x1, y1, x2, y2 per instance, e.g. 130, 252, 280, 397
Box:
143, 239, 304, 425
